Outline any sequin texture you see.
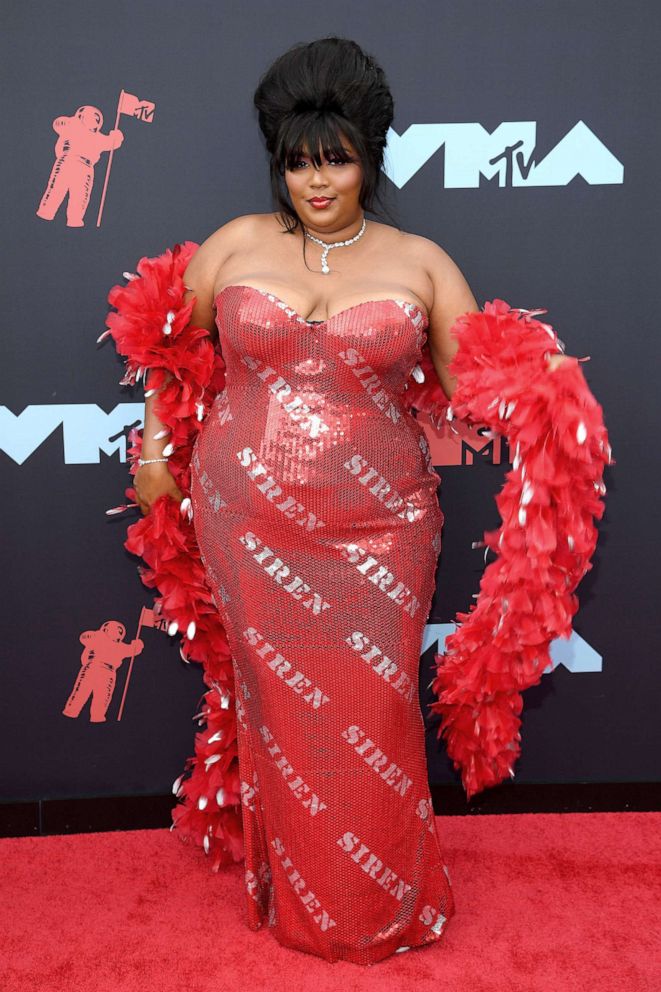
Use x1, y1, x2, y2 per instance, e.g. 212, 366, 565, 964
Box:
189, 284, 454, 965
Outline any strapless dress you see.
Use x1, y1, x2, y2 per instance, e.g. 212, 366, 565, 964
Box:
189, 284, 454, 964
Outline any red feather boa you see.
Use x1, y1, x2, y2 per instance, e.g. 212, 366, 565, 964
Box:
405, 301, 612, 799
102, 242, 243, 869
101, 242, 612, 866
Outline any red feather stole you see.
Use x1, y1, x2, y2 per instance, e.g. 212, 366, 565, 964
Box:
101, 241, 612, 867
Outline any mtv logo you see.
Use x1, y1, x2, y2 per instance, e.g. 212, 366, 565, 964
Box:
383, 120, 624, 189
0, 403, 144, 464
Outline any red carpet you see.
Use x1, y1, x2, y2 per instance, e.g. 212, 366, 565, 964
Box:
1, 811, 658, 991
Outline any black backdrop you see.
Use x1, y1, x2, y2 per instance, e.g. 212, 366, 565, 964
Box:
3, 1, 659, 805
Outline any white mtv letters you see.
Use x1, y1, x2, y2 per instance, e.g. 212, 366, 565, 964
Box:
384, 121, 624, 189
0, 403, 144, 464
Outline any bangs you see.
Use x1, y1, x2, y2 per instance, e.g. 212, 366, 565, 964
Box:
277, 115, 356, 172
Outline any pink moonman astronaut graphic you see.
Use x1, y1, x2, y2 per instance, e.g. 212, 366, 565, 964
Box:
63, 621, 143, 722
36, 106, 124, 227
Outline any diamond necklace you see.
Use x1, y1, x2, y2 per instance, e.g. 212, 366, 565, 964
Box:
304, 216, 367, 274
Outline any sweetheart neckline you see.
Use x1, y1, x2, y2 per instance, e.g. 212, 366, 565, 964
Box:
213, 284, 429, 331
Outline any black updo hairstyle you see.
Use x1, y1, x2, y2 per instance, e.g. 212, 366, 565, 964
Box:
253, 36, 400, 262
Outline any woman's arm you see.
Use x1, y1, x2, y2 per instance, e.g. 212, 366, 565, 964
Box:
422, 240, 571, 400
141, 216, 239, 453
179, 212, 258, 346
421, 241, 480, 401
134, 373, 184, 513
133, 223, 239, 512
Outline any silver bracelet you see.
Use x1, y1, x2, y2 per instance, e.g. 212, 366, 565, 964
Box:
139, 457, 169, 465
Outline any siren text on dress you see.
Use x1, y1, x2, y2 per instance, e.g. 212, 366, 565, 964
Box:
189, 284, 454, 965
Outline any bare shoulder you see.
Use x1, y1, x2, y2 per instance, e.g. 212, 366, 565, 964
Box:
404, 230, 478, 317
393, 229, 479, 401
186, 213, 262, 280
179, 214, 261, 334
203, 212, 265, 248
394, 228, 473, 297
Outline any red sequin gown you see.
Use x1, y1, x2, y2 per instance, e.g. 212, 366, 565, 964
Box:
189, 284, 455, 965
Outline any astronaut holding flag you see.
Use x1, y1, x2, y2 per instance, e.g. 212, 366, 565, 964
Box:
63, 620, 144, 723
36, 89, 154, 228
62, 606, 168, 722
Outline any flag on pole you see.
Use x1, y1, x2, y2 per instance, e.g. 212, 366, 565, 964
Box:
118, 91, 155, 123
96, 88, 155, 227
139, 605, 168, 632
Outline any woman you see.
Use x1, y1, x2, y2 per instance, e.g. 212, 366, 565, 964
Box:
106, 37, 608, 966
145, 36, 469, 964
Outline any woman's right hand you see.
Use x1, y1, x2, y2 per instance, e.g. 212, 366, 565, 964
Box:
134, 461, 184, 515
